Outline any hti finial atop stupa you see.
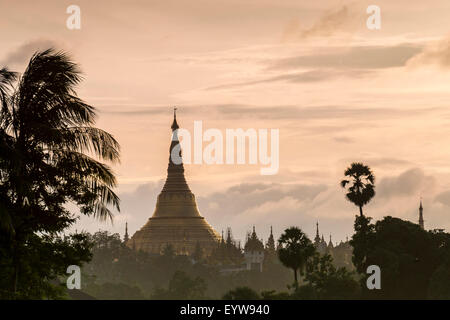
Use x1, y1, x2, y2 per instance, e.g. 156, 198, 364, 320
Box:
127, 109, 220, 255
171, 107, 179, 131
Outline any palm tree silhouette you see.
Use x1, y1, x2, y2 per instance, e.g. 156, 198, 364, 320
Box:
278, 227, 315, 288
340, 162, 375, 217
0, 49, 120, 227
0, 67, 18, 233
1, 49, 121, 295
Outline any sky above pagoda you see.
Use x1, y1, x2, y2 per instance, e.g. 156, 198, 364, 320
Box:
3, 0, 450, 243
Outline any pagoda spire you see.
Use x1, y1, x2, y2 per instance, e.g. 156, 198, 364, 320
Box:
124, 222, 129, 242
419, 198, 424, 229
314, 221, 321, 243
266, 226, 275, 251
226, 228, 233, 245
328, 234, 333, 248
161, 107, 191, 193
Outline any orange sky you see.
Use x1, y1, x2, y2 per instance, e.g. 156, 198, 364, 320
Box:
3, 0, 450, 243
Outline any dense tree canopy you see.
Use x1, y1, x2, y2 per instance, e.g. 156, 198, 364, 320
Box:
223, 286, 260, 300
81, 231, 293, 299
0, 50, 120, 299
297, 253, 360, 299
351, 216, 450, 299
151, 271, 208, 300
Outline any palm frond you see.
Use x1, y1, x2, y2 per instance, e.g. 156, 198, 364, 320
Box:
55, 150, 117, 188
16, 49, 86, 132
0, 68, 17, 130
340, 180, 349, 188
57, 127, 120, 163
1, 49, 121, 227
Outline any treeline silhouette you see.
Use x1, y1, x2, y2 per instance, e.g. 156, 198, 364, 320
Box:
80, 230, 292, 299
225, 163, 450, 299
0, 50, 449, 299
81, 210, 450, 300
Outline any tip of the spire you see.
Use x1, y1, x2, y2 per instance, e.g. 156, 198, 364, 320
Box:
171, 107, 179, 130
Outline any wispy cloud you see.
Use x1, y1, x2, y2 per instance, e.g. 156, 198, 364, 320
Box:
338, 157, 414, 169
333, 136, 354, 144
281, 5, 360, 42
377, 168, 436, 199
206, 69, 373, 90
407, 37, 450, 68
435, 190, 450, 207
99, 103, 444, 122
214, 104, 442, 121
269, 45, 422, 70
1, 38, 63, 66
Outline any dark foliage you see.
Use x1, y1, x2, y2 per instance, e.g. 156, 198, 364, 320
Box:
278, 227, 316, 286
351, 216, 450, 299
222, 286, 260, 300
341, 162, 375, 216
0, 50, 120, 299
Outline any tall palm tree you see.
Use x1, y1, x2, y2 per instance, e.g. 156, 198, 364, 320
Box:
340, 162, 375, 217
0, 49, 120, 296
278, 227, 316, 287
0, 67, 17, 233
1, 49, 120, 221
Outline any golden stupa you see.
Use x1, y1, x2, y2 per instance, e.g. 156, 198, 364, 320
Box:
128, 109, 221, 255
